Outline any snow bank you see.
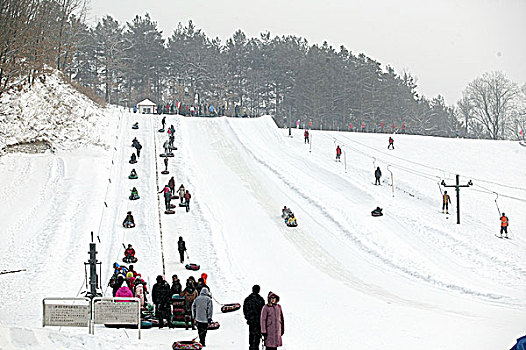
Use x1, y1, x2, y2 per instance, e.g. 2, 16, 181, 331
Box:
0, 71, 113, 154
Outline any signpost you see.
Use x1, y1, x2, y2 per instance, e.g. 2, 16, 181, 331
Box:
42, 298, 91, 328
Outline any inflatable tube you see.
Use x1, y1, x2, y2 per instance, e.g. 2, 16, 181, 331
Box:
160, 154, 167, 157
286, 222, 298, 227
129, 195, 140, 200
167, 152, 175, 157
161, 170, 170, 174
105, 320, 152, 329
132, 126, 139, 129
123, 223, 136, 228
158, 128, 165, 132
128, 175, 138, 179
165, 210, 175, 215
179, 203, 187, 207
129, 160, 137, 164
123, 256, 138, 263
185, 263, 200, 271
371, 212, 383, 217
172, 341, 202, 350
208, 321, 220, 330
170, 204, 176, 209
221, 303, 241, 313
172, 195, 179, 200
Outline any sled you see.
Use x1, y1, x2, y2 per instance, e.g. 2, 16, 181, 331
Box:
132, 125, 139, 130
129, 160, 137, 164
161, 170, 170, 174
170, 204, 176, 209
128, 175, 138, 179
371, 212, 383, 217
286, 222, 298, 227
208, 321, 220, 330
129, 195, 140, 200
158, 128, 165, 133
123, 223, 136, 228
166, 152, 175, 157
165, 210, 175, 215
179, 202, 187, 207
123, 256, 138, 263
105, 320, 152, 329
172, 195, 179, 200
172, 341, 203, 350
185, 263, 200, 271
220, 303, 241, 313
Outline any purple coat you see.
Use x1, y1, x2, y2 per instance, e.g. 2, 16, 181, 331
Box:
260, 292, 284, 347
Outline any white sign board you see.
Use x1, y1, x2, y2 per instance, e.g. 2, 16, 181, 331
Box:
44, 304, 90, 327
94, 302, 138, 324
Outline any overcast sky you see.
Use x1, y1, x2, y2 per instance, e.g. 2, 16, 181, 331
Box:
88, 0, 526, 105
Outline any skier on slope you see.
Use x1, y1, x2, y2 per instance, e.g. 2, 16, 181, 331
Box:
336, 145, 342, 161
442, 191, 451, 214
500, 213, 509, 238
304, 130, 310, 144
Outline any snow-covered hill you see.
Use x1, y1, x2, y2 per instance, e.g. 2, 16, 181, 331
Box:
1, 106, 526, 349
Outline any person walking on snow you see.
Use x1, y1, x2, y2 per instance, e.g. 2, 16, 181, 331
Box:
442, 191, 451, 214
177, 236, 187, 263
336, 145, 342, 161
374, 167, 382, 185
161, 116, 166, 130
388, 137, 394, 150
304, 130, 309, 144
152, 275, 172, 328
163, 157, 169, 172
261, 291, 284, 350
163, 139, 170, 154
184, 190, 192, 212
500, 213, 509, 238
168, 177, 175, 194
178, 184, 186, 203
192, 287, 213, 347
159, 185, 172, 210
243, 285, 265, 350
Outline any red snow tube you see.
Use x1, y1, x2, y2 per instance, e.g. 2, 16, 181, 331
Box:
208, 321, 220, 330
221, 303, 241, 313
185, 263, 200, 271
165, 210, 175, 215
161, 170, 170, 174
172, 341, 202, 350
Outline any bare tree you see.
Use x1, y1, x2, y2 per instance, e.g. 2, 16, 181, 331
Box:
463, 71, 520, 139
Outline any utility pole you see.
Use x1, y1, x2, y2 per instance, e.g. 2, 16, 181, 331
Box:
441, 175, 473, 224
288, 106, 292, 137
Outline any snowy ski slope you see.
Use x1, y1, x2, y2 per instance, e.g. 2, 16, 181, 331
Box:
1, 110, 525, 349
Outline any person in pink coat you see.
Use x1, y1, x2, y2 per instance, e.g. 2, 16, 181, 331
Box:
135, 283, 145, 307
260, 291, 284, 349
115, 285, 134, 302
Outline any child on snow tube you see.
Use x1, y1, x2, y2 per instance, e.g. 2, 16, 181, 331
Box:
129, 187, 139, 200
123, 211, 135, 228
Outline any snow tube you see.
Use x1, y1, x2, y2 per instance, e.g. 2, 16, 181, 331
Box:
161, 170, 170, 174
371, 212, 383, 217
123, 223, 136, 228
166, 152, 175, 157
208, 321, 220, 330
129, 195, 140, 200
172, 195, 179, 200
128, 175, 138, 179
132, 126, 139, 129
286, 221, 298, 227
129, 160, 137, 164
221, 303, 241, 313
158, 128, 165, 132
123, 256, 138, 263
185, 263, 200, 271
160, 153, 167, 157
172, 341, 202, 350
179, 202, 187, 207
165, 210, 175, 215
170, 204, 176, 209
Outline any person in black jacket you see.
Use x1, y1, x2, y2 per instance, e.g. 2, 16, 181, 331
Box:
152, 275, 172, 328
171, 274, 182, 295
374, 166, 382, 185
195, 277, 209, 295
178, 236, 186, 263
243, 285, 266, 350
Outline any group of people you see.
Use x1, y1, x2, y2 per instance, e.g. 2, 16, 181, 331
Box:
159, 181, 192, 212
110, 262, 148, 307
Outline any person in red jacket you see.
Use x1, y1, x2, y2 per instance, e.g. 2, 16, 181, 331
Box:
336, 145, 342, 161
125, 244, 135, 258
184, 190, 192, 212
388, 137, 394, 150
304, 130, 309, 144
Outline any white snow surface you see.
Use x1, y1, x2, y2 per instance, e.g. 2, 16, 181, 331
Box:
1, 103, 526, 349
